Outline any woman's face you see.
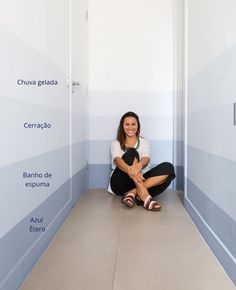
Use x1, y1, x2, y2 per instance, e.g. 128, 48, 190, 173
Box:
123, 117, 138, 138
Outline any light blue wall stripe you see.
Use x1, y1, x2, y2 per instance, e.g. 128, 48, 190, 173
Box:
187, 105, 236, 160
173, 140, 183, 166
187, 42, 236, 112
72, 113, 88, 144
150, 140, 173, 164
71, 141, 88, 175
88, 140, 111, 164
0, 96, 70, 169
0, 24, 68, 104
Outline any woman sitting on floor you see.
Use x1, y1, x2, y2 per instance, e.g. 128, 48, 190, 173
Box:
108, 111, 176, 211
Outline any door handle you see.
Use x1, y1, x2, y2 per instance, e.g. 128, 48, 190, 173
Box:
234, 103, 236, 126
66, 78, 80, 87
72, 81, 80, 86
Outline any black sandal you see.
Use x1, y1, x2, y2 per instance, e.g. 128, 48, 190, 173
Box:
122, 192, 136, 208
136, 197, 143, 206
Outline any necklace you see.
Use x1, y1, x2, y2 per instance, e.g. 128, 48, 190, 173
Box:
125, 138, 140, 150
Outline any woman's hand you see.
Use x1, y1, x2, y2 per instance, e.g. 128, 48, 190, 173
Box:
131, 171, 145, 183
128, 162, 142, 178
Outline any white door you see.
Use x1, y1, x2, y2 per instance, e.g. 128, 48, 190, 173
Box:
70, 0, 89, 203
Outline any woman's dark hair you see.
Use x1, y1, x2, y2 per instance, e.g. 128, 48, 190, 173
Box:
117, 111, 140, 150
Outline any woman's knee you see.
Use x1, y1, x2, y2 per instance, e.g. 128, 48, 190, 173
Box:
122, 148, 140, 165
161, 162, 175, 173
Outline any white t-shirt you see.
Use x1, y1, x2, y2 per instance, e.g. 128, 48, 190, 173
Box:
111, 138, 151, 172
108, 137, 151, 194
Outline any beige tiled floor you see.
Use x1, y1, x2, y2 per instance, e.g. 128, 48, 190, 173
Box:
20, 189, 235, 290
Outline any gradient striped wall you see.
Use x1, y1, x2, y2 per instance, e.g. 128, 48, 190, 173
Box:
0, 1, 88, 289
185, 0, 236, 285
0, 1, 185, 289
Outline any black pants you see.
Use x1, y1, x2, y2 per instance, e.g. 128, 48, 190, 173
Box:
110, 148, 176, 196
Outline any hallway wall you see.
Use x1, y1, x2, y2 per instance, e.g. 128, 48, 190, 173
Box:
0, 1, 88, 289
87, 0, 182, 189
184, 0, 236, 285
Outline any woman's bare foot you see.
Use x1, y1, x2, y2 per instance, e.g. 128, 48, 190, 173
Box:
136, 181, 149, 200
136, 181, 161, 211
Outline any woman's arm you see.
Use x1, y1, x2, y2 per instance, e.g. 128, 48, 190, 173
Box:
129, 156, 150, 174
114, 157, 131, 175
114, 157, 146, 183
140, 156, 150, 170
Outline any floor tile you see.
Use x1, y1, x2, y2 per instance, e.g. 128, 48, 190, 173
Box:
21, 241, 117, 290
113, 244, 235, 290
20, 189, 235, 290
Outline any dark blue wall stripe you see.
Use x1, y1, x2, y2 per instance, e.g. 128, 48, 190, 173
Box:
72, 166, 88, 204
185, 178, 236, 285
87, 164, 111, 189
187, 178, 236, 258
0, 166, 87, 290
173, 165, 183, 190
187, 146, 236, 216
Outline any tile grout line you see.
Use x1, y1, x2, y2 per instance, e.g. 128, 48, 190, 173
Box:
111, 209, 124, 290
